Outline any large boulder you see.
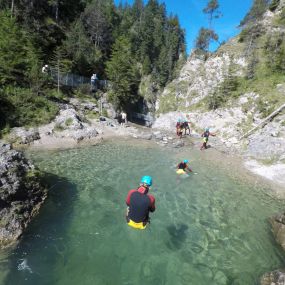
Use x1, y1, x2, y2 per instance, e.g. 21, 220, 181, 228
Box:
0, 142, 47, 247
53, 108, 83, 131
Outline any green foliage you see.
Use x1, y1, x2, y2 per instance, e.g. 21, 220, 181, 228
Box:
240, 0, 270, 27
0, 87, 58, 129
65, 118, 73, 126
53, 123, 65, 132
264, 34, 285, 73
203, 0, 221, 26
106, 36, 139, 110
269, 0, 280, 12
206, 62, 239, 110
74, 84, 92, 98
195, 28, 219, 52
0, 12, 31, 86
0, 0, 186, 132
238, 24, 263, 44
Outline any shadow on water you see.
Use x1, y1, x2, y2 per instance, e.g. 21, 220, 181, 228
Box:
3, 172, 77, 285
166, 223, 188, 250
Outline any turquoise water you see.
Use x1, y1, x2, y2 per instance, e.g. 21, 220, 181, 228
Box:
1, 139, 285, 285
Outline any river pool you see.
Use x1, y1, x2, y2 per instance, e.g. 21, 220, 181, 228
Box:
0, 139, 284, 285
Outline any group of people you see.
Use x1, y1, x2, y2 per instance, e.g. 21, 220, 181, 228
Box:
176, 115, 216, 150
176, 118, 191, 139
125, 117, 217, 230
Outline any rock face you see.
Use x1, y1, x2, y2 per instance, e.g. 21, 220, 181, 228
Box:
260, 212, 285, 284
0, 142, 47, 247
270, 212, 285, 251
9, 128, 40, 145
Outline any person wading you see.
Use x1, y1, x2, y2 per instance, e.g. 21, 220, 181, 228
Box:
125, 176, 155, 230
200, 128, 216, 150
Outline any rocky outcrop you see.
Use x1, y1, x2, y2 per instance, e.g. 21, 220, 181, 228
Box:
260, 212, 285, 284
0, 142, 47, 247
9, 128, 40, 145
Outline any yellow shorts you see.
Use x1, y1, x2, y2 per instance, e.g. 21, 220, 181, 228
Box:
127, 219, 147, 230
176, 169, 186, 175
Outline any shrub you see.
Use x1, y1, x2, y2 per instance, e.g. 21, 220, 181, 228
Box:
0, 87, 58, 129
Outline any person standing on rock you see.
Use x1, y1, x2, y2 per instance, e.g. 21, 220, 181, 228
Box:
125, 176, 155, 230
121, 111, 127, 127
183, 119, 191, 136
176, 119, 183, 139
200, 128, 216, 150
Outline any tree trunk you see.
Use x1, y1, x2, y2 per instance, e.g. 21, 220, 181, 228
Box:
11, 0, 14, 17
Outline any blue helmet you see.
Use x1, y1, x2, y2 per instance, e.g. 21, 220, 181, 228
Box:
205, 127, 210, 131
184, 159, 189, 163
141, 176, 152, 186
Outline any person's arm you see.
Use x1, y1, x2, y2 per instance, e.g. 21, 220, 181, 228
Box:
125, 189, 136, 206
186, 166, 193, 173
148, 195, 155, 212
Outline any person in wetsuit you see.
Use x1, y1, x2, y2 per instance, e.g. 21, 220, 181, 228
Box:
176, 159, 193, 174
125, 176, 155, 230
176, 119, 183, 139
200, 127, 216, 150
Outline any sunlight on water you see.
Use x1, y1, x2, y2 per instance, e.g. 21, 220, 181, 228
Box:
1, 139, 284, 285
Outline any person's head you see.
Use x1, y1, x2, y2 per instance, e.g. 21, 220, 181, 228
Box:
205, 127, 210, 132
183, 159, 189, 164
140, 176, 152, 188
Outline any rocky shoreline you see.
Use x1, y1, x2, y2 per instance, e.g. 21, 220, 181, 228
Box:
0, 142, 47, 248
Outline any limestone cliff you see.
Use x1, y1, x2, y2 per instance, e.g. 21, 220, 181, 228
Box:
154, 0, 285, 163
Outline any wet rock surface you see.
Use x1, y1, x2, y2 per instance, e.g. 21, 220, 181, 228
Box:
260, 269, 285, 285
0, 142, 47, 247
270, 212, 285, 251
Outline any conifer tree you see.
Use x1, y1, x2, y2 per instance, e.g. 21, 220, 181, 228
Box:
106, 36, 139, 110
203, 0, 221, 27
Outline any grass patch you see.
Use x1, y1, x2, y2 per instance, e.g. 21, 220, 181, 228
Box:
86, 110, 99, 120
53, 123, 65, 132
65, 118, 73, 126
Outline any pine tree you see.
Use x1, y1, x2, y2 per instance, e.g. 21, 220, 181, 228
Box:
0, 12, 30, 85
195, 28, 218, 52
106, 36, 139, 110
203, 0, 221, 27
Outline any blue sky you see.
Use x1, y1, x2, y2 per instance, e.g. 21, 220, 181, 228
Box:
114, 0, 253, 53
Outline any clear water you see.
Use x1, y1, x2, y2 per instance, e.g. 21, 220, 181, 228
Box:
0, 139, 284, 285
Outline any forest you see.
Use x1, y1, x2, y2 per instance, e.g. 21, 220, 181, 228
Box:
0, 0, 186, 132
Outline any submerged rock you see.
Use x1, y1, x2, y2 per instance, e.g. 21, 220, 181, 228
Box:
270, 212, 285, 251
260, 269, 285, 285
173, 140, 185, 148
0, 142, 47, 248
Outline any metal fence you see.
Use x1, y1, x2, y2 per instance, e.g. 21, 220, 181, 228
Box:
49, 68, 108, 89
